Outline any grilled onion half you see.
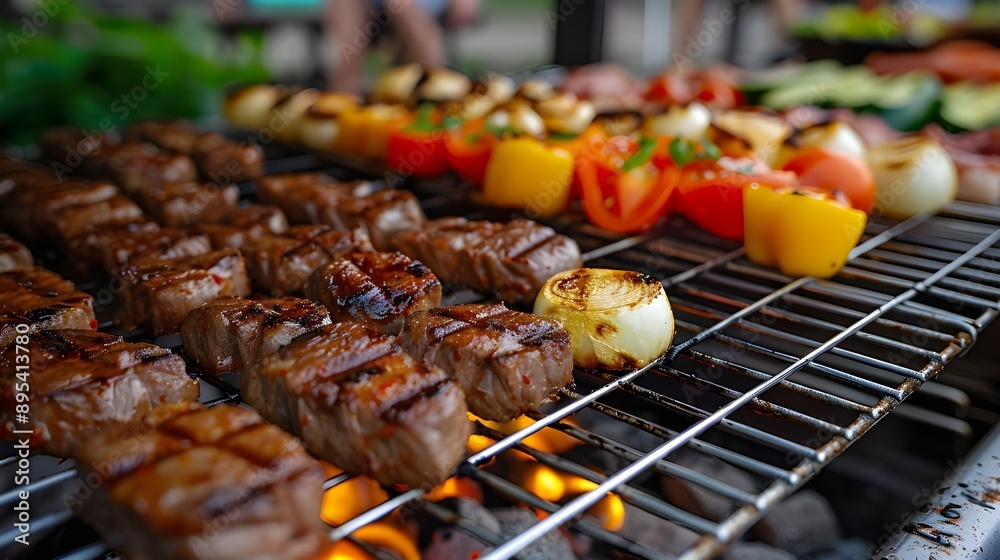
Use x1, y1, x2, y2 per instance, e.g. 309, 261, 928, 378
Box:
534, 268, 674, 371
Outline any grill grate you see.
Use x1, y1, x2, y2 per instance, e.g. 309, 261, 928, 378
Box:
3, 152, 1000, 560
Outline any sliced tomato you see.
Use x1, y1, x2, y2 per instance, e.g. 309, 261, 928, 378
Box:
579, 159, 679, 234
782, 147, 875, 213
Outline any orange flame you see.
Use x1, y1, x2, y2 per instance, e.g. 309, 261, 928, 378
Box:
472, 414, 582, 455
512, 464, 627, 532
321, 475, 389, 526
424, 476, 483, 503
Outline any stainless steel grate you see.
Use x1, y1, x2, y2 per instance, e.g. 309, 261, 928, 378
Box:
3, 151, 999, 560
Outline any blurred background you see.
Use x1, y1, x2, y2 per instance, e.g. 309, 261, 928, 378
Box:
2, 0, 999, 143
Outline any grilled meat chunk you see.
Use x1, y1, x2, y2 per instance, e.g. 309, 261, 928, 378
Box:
392, 218, 584, 303
120, 250, 252, 335
0, 267, 96, 344
191, 132, 265, 183
98, 143, 199, 197
2, 180, 120, 240
102, 228, 212, 276
248, 322, 472, 488
51, 195, 146, 240
243, 225, 374, 295
38, 127, 121, 176
399, 304, 574, 422
0, 234, 32, 273
181, 297, 331, 374
334, 189, 426, 251
63, 220, 163, 274
257, 172, 371, 224
197, 204, 289, 250
307, 251, 441, 334
74, 403, 327, 560
124, 120, 200, 154
0, 330, 199, 457
135, 181, 239, 227
257, 173, 423, 250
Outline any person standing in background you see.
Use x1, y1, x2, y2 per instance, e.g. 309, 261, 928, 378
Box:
324, 0, 478, 92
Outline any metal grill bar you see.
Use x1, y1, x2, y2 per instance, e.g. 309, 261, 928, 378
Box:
481, 226, 1000, 559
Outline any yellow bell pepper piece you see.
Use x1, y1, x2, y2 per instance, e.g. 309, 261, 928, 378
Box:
482, 137, 574, 218
335, 104, 408, 160
744, 185, 867, 279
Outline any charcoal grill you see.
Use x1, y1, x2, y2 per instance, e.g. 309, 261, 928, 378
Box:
3, 149, 1000, 560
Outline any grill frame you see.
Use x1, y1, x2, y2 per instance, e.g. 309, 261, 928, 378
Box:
2, 152, 999, 560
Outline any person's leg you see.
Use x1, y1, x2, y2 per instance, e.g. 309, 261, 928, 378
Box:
389, 0, 445, 69
325, 0, 370, 92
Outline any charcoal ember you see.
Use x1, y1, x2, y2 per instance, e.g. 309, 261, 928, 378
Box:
658, 449, 760, 521
422, 498, 499, 560
616, 503, 700, 556
494, 508, 576, 560
575, 409, 663, 473
722, 542, 796, 560
750, 490, 841, 552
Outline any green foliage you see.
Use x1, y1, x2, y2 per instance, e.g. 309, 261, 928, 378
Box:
0, 4, 269, 145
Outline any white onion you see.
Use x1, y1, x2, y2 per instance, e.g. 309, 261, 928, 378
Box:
795, 121, 866, 158
644, 102, 712, 140
415, 68, 472, 102
371, 63, 422, 104
534, 268, 674, 371
543, 101, 596, 135
712, 109, 793, 167
223, 84, 284, 130
297, 93, 359, 151
869, 136, 957, 219
274, 88, 321, 145
507, 101, 546, 138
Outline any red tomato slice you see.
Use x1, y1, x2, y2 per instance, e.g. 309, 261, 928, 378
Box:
782, 148, 875, 213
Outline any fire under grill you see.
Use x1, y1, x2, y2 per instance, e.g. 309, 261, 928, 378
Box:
3, 151, 1000, 560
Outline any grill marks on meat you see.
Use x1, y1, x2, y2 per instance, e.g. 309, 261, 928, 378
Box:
243, 225, 374, 295
248, 322, 472, 488
0, 267, 96, 345
1, 178, 120, 240
191, 132, 264, 183
307, 251, 441, 334
74, 403, 326, 560
0, 330, 199, 457
392, 218, 584, 303
400, 304, 574, 422
181, 297, 331, 374
134, 181, 239, 228
102, 227, 212, 277
198, 204, 289, 250
0, 234, 32, 273
257, 172, 425, 250
94, 143, 199, 198
120, 250, 252, 335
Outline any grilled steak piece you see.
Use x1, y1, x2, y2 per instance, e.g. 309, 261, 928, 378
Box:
399, 304, 574, 421
257, 173, 424, 250
37, 127, 121, 176
307, 251, 441, 334
51, 195, 146, 240
124, 120, 200, 154
0, 267, 97, 344
74, 403, 327, 560
98, 143, 199, 197
135, 181, 239, 227
102, 227, 212, 276
63, 220, 163, 274
0, 330, 198, 457
243, 225, 374, 296
334, 189, 426, 251
248, 322, 472, 487
392, 218, 584, 304
191, 132, 265, 183
197, 204, 289, 250
0, 234, 32, 273
181, 297, 331, 374
2, 180, 120, 240
257, 172, 372, 224
120, 250, 252, 335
